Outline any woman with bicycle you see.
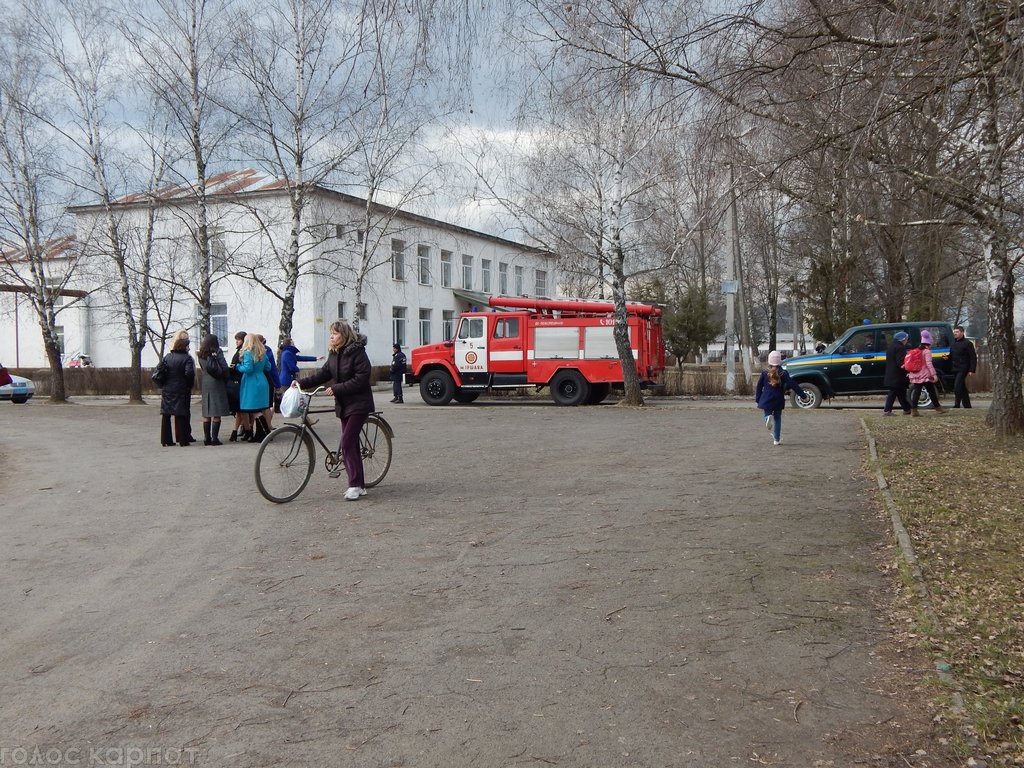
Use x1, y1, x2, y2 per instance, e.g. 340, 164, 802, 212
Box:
293, 320, 375, 501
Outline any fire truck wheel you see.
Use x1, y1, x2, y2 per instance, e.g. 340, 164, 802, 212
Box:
453, 391, 480, 404
420, 369, 455, 406
550, 370, 591, 406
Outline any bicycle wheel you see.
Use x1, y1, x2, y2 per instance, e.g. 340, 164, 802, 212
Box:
255, 424, 316, 503
360, 415, 393, 488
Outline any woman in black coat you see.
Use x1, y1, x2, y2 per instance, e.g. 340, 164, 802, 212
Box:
882, 331, 912, 415
294, 320, 375, 501
160, 330, 196, 446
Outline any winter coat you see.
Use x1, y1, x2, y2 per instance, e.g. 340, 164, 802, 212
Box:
277, 344, 318, 388
883, 340, 911, 388
755, 366, 806, 411
950, 336, 977, 374
159, 350, 195, 417
907, 347, 938, 385
265, 347, 280, 387
298, 336, 375, 419
390, 349, 407, 382
237, 350, 271, 412
199, 351, 231, 418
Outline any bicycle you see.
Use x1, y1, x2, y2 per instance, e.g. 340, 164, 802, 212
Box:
254, 386, 394, 503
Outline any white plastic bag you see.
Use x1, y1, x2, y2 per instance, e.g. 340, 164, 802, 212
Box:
279, 387, 308, 418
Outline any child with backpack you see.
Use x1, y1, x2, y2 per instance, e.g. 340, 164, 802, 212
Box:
755, 350, 808, 446
906, 330, 947, 416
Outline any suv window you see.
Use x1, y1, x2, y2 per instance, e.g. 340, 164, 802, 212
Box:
837, 329, 877, 354
922, 325, 951, 348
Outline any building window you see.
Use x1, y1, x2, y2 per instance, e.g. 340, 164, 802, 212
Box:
534, 269, 548, 297
514, 265, 524, 295
357, 303, 368, 321
418, 244, 431, 285
337, 301, 347, 320
357, 229, 365, 244
442, 310, 455, 341
54, 325, 65, 355
391, 239, 406, 280
392, 306, 407, 346
210, 302, 228, 343
441, 250, 452, 288
481, 259, 492, 294
419, 308, 431, 345
499, 262, 509, 295
335, 224, 345, 239
462, 254, 473, 290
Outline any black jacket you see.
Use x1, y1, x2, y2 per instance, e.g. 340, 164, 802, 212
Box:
390, 349, 407, 381
298, 336, 375, 419
883, 340, 911, 388
160, 350, 195, 416
950, 336, 977, 373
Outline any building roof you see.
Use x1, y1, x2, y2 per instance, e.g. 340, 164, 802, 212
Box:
67, 169, 554, 259
1, 235, 78, 264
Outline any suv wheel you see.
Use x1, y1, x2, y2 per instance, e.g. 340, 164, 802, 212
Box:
791, 382, 822, 409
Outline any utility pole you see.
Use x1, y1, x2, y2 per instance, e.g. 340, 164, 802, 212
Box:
723, 190, 738, 393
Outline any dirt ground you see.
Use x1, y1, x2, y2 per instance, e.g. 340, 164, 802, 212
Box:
0, 393, 959, 767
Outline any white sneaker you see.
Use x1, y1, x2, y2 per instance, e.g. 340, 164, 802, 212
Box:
344, 487, 363, 501
765, 414, 773, 430
773, 439, 781, 446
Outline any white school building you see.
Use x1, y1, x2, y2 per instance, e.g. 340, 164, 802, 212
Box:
0, 170, 558, 370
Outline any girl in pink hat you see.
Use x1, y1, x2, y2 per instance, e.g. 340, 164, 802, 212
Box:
907, 330, 947, 416
755, 350, 808, 445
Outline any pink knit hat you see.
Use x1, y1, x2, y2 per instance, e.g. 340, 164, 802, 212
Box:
767, 350, 782, 366
920, 330, 933, 345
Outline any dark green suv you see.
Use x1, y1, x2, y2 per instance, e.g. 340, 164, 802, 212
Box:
782, 321, 956, 408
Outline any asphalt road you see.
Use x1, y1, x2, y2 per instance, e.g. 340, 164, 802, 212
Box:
0, 395, 958, 767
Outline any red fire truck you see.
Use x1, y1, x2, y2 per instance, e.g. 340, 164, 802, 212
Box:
406, 296, 665, 406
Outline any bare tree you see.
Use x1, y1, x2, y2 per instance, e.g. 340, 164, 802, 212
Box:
0, 13, 86, 401
36, 0, 173, 402
119, 0, 239, 339
467, 32, 683, 405
528, 0, 1024, 432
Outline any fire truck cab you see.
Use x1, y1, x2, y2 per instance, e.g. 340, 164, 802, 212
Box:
406, 296, 665, 406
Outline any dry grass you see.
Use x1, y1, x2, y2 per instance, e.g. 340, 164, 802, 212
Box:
869, 411, 1024, 766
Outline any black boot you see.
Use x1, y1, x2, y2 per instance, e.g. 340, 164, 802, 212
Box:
211, 420, 223, 446
228, 429, 238, 442
161, 414, 174, 446
175, 416, 190, 446
249, 416, 269, 442
203, 421, 213, 446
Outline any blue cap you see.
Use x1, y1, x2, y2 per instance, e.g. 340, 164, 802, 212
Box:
894, 331, 909, 342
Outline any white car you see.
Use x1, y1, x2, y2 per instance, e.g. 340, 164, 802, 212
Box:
0, 374, 35, 404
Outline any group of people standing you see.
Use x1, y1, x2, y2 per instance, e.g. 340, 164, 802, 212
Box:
883, 326, 977, 416
157, 331, 321, 447
156, 320, 380, 503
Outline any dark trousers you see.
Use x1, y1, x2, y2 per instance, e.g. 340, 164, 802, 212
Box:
909, 382, 941, 409
884, 385, 911, 414
954, 371, 972, 408
338, 412, 369, 488
392, 377, 403, 400
161, 414, 191, 445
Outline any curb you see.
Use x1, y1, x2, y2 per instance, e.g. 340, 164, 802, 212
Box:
860, 417, 979, 748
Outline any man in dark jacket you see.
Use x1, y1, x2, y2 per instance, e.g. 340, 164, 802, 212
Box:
389, 344, 407, 403
950, 325, 978, 408
882, 331, 912, 415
